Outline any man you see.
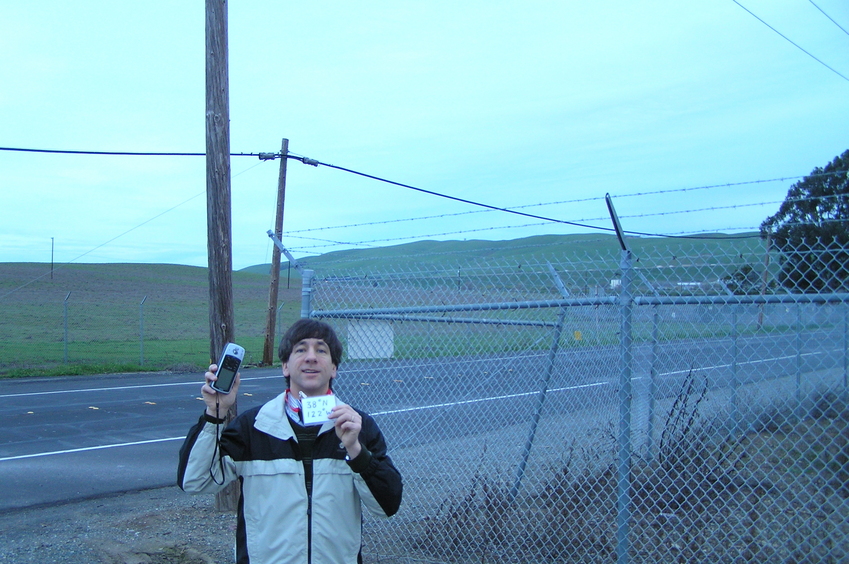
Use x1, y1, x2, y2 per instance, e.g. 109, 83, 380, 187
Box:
178, 319, 403, 564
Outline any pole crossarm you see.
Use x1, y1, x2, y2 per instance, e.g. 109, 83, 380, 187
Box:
266, 230, 304, 272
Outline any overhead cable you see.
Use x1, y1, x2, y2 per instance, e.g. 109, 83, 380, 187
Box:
732, 0, 849, 82
290, 156, 820, 241
0, 146, 261, 157
808, 0, 849, 37
0, 161, 266, 300
295, 157, 614, 234
284, 171, 846, 236
5, 143, 846, 243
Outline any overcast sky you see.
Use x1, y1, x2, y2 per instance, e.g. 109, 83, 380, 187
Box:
1, 0, 847, 270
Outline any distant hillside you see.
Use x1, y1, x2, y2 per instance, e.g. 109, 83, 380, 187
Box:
0, 232, 765, 375
240, 232, 763, 275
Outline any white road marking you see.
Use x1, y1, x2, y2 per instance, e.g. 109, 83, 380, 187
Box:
0, 348, 833, 461
0, 436, 184, 462
0, 374, 282, 399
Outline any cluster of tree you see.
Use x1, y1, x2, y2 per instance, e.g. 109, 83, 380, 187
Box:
759, 150, 849, 293
721, 264, 773, 296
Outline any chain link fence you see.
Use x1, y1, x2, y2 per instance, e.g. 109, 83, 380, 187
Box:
305, 240, 849, 563
0, 264, 275, 373
3, 239, 848, 561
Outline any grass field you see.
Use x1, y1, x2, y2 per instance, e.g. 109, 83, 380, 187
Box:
0, 262, 304, 376
0, 233, 769, 377
241, 232, 765, 275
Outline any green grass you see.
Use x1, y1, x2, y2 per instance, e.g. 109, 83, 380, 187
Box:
0, 262, 302, 377
3, 363, 154, 379
241, 232, 766, 274
0, 336, 274, 378
0, 233, 773, 378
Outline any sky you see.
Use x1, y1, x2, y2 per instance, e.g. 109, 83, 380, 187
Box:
1, 0, 847, 271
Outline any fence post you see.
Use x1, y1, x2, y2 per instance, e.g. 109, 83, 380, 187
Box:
510, 298, 566, 499
636, 271, 661, 462
646, 305, 659, 461
510, 263, 571, 498
730, 304, 740, 436
796, 303, 802, 419
301, 269, 314, 319
721, 282, 741, 437
277, 302, 285, 341
605, 193, 633, 564
139, 295, 147, 366
63, 291, 71, 363
844, 304, 848, 397
616, 248, 634, 564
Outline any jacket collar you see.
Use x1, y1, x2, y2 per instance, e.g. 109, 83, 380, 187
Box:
254, 391, 336, 440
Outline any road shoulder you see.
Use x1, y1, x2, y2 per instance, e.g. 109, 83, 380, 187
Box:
0, 486, 235, 564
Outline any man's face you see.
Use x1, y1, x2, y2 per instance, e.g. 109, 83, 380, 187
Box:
283, 338, 337, 397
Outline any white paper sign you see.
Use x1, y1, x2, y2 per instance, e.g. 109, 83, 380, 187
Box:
302, 394, 335, 425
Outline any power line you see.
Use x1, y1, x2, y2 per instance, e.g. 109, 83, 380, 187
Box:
6, 142, 846, 245
732, 0, 849, 82
0, 192, 203, 300
305, 158, 615, 234
0, 161, 268, 301
290, 156, 793, 241
0, 143, 653, 244
284, 170, 848, 251
0, 146, 262, 157
294, 157, 849, 242
5, 142, 840, 239
285, 174, 817, 236
808, 0, 849, 37
287, 152, 848, 238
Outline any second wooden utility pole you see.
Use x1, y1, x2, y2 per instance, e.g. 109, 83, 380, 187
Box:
263, 139, 289, 365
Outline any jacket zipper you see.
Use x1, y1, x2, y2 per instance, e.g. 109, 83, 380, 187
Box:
307, 488, 312, 564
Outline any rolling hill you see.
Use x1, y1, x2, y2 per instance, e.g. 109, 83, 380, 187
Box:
240, 232, 764, 275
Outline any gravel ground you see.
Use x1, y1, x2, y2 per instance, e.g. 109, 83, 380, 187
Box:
0, 487, 237, 564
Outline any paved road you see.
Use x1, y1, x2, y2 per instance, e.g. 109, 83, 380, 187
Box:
1, 326, 843, 511
0, 368, 286, 510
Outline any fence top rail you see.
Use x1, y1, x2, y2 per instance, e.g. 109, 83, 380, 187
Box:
311, 292, 849, 319
633, 292, 849, 306
311, 312, 559, 327
311, 296, 618, 318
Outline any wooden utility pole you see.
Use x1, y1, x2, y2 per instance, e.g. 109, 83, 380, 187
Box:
206, 0, 233, 358
205, 0, 238, 513
262, 139, 290, 365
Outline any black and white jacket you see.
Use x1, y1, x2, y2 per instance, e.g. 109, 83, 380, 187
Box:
177, 392, 403, 564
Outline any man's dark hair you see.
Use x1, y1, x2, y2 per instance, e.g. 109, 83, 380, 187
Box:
278, 318, 343, 367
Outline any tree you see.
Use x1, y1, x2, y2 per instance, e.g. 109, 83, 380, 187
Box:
722, 264, 774, 295
760, 150, 849, 292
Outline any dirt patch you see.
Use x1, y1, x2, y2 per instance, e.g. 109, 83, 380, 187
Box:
0, 487, 235, 564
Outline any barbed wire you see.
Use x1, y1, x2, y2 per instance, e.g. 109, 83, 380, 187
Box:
283, 200, 791, 252
4, 143, 847, 265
